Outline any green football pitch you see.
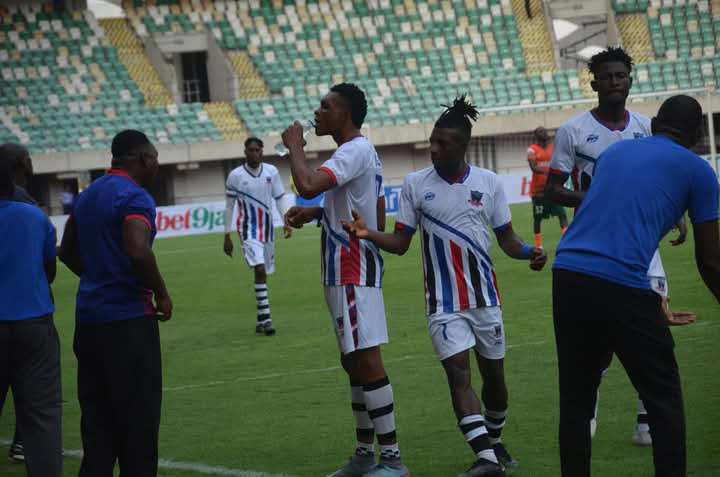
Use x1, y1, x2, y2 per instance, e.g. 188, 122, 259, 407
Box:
1, 204, 718, 477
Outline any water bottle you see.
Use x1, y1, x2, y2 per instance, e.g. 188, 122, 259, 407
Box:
274, 119, 315, 157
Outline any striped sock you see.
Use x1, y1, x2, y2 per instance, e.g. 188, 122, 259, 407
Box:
255, 283, 270, 323
351, 382, 375, 457
459, 414, 497, 463
636, 399, 649, 432
363, 377, 402, 465
484, 408, 507, 445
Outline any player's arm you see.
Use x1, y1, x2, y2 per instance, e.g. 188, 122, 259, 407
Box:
223, 195, 235, 257
544, 125, 584, 207
123, 219, 173, 321
670, 215, 688, 246
285, 206, 323, 229
282, 121, 334, 199
58, 216, 83, 277
527, 149, 548, 175
494, 222, 547, 270
693, 220, 720, 303
376, 196, 386, 232
274, 194, 293, 238
342, 210, 413, 255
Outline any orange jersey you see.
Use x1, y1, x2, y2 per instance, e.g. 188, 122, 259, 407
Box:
528, 143, 553, 197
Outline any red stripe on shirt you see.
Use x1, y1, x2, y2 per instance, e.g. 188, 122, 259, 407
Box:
341, 236, 361, 284
258, 206, 264, 242
450, 241, 470, 309
318, 166, 337, 185
125, 214, 151, 230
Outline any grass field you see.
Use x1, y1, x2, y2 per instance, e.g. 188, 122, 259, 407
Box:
1, 203, 718, 477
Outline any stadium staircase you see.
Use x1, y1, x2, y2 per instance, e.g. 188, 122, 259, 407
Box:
510, 0, 556, 73
99, 17, 174, 106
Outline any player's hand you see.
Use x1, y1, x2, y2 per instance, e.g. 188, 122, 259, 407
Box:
154, 293, 173, 322
282, 121, 307, 150
529, 246, 547, 271
661, 296, 695, 326
341, 210, 370, 239
223, 233, 233, 257
283, 224, 292, 238
285, 206, 310, 228
670, 218, 687, 246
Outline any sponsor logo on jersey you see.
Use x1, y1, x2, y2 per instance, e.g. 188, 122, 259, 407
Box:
586, 134, 599, 143
633, 132, 644, 139
266, 177, 272, 184
656, 279, 666, 292
424, 191, 436, 201
468, 190, 484, 207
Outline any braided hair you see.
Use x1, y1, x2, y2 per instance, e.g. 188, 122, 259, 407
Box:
434, 95, 479, 143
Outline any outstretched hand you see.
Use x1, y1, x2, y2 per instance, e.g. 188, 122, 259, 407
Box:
662, 296, 696, 326
529, 246, 547, 271
341, 210, 370, 239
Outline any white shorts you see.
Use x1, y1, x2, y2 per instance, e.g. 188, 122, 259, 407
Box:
242, 239, 275, 274
324, 285, 388, 355
428, 307, 506, 361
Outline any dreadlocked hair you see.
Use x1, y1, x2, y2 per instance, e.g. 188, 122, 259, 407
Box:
588, 47, 634, 76
434, 95, 479, 142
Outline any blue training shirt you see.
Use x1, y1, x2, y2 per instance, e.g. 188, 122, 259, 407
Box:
72, 169, 157, 323
0, 200, 56, 320
554, 135, 719, 289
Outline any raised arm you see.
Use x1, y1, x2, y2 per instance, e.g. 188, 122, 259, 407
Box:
282, 121, 334, 199
693, 220, 720, 302
342, 210, 413, 255
494, 222, 547, 270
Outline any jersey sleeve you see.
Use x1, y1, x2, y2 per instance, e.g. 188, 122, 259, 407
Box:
527, 146, 537, 161
225, 171, 238, 198
43, 216, 57, 261
318, 141, 368, 188
490, 176, 512, 230
122, 190, 156, 231
271, 168, 285, 199
395, 176, 418, 235
549, 125, 575, 178
687, 160, 720, 224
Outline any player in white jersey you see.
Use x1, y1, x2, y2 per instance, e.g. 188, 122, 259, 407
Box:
223, 137, 292, 336
282, 83, 408, 477
343, 97, 547, 477
544, 47, 692, 446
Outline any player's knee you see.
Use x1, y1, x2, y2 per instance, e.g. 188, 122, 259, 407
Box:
478, 358, 505, 384
442, 358, 472, 390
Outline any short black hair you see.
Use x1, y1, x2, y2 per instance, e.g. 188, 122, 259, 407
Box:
0, 143, 29, 173
245, 137, 263, 148
330, 83, 367, 128
589, 47, 634, 76
656, 94, 703, 135
0, 156, 14, 197
111, 129, 151, 158
434, 95, 479, 142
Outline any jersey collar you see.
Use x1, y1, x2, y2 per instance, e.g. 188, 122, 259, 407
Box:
436, 164, 470, 185
106, 168, 138, 184
590, 108, 630, 132
244, 163, 263, 178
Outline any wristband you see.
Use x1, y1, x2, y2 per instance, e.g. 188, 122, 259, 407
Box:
519, 244, 531, 259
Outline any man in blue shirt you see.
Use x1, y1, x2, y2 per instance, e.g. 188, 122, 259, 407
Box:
552, 95, 720, 477
0, 155, 62, 477
59, 130, 173, 477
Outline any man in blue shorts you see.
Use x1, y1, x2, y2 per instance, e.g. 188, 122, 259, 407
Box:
551, 95, 720, 477
0, 155, 62, 477
59, 130, 173, 477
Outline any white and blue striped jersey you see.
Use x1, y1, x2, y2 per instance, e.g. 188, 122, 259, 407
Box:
395, 165, 512, 317
225, 163, 285, 243
318, 135, 385, 288
549, 110, 651, 192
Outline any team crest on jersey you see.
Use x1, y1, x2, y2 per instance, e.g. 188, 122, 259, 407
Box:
468, 190, 484, 207
424, 192, 435, 201
266, 177, 272, 184
633, 132, 644, 139
656, 279, 666, 292
586, 134, 599, 143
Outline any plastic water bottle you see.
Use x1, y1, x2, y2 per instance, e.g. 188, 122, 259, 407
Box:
274, 120, 314, 157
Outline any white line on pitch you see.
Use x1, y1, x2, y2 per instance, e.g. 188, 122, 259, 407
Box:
163, 340, 550, 393
0, 440, 296, 477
